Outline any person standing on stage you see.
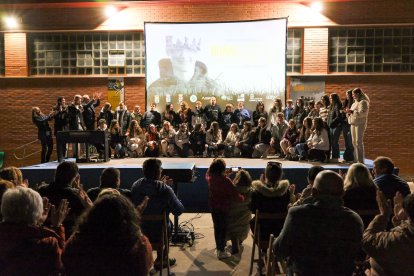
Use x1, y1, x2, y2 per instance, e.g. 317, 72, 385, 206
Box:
82, 93, 101, 130
32, 107, 56, 163
53, 96, 68, 157
233, 101, 251, 130
141, 102, 162, 131
98, 102, 114, 128
346, 88, 370, 163
130, 105, 143, 127
114, 101, 131, 135
68, 95, 85, 131
204, 96, 222, 130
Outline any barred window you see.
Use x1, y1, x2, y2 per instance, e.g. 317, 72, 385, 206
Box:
29, 32, 145, 76
329, 28, 414, 73
286, 29, 303, 74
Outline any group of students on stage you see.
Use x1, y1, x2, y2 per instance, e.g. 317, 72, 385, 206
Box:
31, 87, 370, 163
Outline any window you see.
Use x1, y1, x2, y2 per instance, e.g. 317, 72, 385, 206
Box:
29, 32, 145, 76
286, 29, 303, 74
329, 27, 414, 73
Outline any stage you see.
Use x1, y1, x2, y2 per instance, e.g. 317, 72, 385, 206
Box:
20, 157, 373, 212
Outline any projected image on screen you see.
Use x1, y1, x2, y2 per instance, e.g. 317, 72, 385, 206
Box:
145, 19, 287, 112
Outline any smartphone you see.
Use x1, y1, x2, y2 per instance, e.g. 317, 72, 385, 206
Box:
231, 166, 240, 172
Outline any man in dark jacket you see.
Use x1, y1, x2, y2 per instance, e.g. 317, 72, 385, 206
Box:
82, 93, 101, 130
373, 156, 411, 201
273, 170, 364, 275
203, 96, 222, 129
141, 102, 162, 130
130, 158, 184, 268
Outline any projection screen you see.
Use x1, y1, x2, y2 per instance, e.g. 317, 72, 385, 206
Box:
145, 18, 287, 112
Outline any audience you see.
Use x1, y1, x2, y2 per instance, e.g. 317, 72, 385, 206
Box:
130, 158, 184, 269
86, 167, 131, 202
0, 187, 69, 275
206, 158, 244, 259
63, 194, 153, 276
273, 170, 364, 275
290, 165, 325, 206
362, 191, 414, 276
373, 156, 411, 201
0, 166, 26, 187
226, 169, 252, 255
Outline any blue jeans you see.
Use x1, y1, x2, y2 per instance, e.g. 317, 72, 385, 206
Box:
295, 143, 309, 158
330, 125, 342, 159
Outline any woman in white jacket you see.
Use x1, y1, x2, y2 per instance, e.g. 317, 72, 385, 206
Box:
307, 117, 330, 162
346, 88, 370, 163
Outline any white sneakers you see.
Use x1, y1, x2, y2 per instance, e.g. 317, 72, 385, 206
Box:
217, 249, 232, 259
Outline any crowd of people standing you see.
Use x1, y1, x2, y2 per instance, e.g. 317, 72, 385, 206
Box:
31, 88, 370, 164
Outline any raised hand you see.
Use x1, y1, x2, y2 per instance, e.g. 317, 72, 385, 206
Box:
50, 199, 70, 228
393, 191, 407, 221
376, 190, 392, 217
161, 175, 174, 186
40, 197, 52, 224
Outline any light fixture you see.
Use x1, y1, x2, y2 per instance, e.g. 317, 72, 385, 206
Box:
105, 5, 118, 18
310, 2, 323, 13
4, 16, 19, 29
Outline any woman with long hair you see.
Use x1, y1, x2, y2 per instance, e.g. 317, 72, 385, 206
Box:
63, 194, 153, 275
190, 123, 206, 157
236, 121, 255, 158
109, 119, 127, 158
177, 101, 193, 130
341, 89, 355, 162
162, 103, 179, 129
174, 123, 191, 157
253, 101, 268, 127
346, 88, 370, 163
292, 98, 307, 129
268, 97, 284, 128
206, 158, 244, 259
327, 93, 343, 162
280, 119, 299, 159
126, 120, 146, 157
32, 106, 56, 163
294, 117, 313, 160
307, 117, 330, 162
224, 123, 239, 158
145, 124, 160, 157
206, 121, 225, 157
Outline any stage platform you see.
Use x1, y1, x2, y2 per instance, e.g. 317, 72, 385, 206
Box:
20, 157, 373, 212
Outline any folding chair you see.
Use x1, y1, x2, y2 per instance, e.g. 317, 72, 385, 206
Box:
249, 210, 287, 275
141, 212, 170, 276
265, 234, 287, 276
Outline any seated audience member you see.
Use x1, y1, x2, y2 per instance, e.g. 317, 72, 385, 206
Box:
130, 158, 184, 269
37, 161, 92, 236
236, 121, 255, 158
252, 117, 271, 158
279, 119, 299, 159
373, 156, 411, 201
0, 187, 69, 275
0, 166, 26, 187
190, 123, 206, 157
109, 119, 127, 158
159, 121, 176, 157
250, 162, 292, 245
175, 123, 191, 158
63, 194, 153, 276
269, 112, 288, 157
343, 163, 378, 227
290, 165, 325, 207
223, 123, 239, 158
126, 120, 146, 158
0, 179, 14, 220
252, 101, 268, 128
206, 121, 225, 158
145, 124, 160, 157
226, 169, 252, 254
206, 158, 244, 259
86, 167, 131, 202
273, 170, 364, 275
362, 191, 414, 276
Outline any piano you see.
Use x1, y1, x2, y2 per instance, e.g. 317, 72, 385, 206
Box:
57, 130, 110, 163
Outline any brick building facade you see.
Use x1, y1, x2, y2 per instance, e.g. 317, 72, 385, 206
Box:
0, 0, 413, 175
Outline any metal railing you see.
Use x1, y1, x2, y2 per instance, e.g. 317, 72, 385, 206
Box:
13, 139, 41, 160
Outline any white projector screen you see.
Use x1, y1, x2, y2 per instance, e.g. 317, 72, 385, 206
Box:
145, 18, 287, 112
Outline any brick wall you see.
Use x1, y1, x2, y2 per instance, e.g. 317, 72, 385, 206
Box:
1, 0, 413, 176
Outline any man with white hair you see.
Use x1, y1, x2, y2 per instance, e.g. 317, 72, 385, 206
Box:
0, 187, 69, 275
273, 170, 364, 275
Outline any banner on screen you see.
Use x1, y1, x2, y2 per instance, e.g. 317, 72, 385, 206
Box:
145, 18, 287, 112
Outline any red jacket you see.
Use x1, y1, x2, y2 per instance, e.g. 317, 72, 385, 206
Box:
206, 173, 244, 212
0, 223, 65, 276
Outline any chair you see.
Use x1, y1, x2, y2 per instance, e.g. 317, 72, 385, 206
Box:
264, 234, 286, 276
249, 210, 287, 275
140, 212, 170, 276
